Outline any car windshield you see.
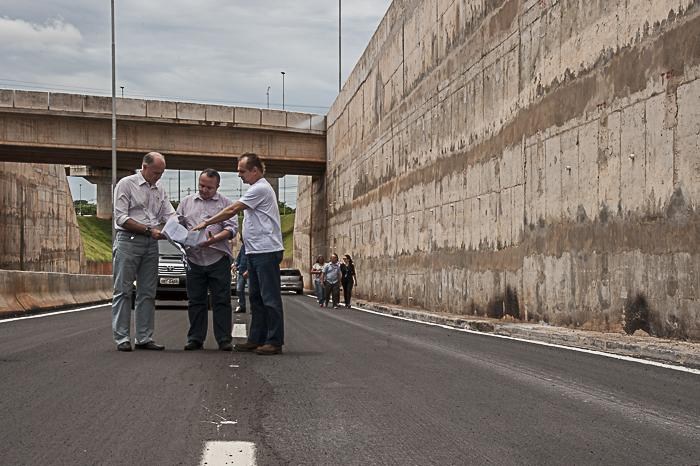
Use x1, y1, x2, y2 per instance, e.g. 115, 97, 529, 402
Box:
158, 240, 181, 256
280, 269, 301, 276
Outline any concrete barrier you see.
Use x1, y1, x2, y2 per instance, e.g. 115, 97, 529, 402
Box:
0, 270, 111, 317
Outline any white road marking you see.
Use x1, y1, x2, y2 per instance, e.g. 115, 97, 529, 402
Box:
303, 296, 700, 375
232, 323, 247, 338
0, 303, 108, 323
200, 441, 255, 466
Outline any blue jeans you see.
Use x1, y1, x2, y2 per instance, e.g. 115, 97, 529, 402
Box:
246, 251, 284, 346
313, 278, 324, 304
112, 231, 159, 345
236, 272, 247, 311
185, 256, 232, 345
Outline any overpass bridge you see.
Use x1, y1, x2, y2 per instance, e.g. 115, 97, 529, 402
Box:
0, 89, 327, 176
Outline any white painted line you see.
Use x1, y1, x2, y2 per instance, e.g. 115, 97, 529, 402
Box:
200, 441, 256, 466
232, 323, 247, 338
303, 295, 700, 375
0, 303, 109, 324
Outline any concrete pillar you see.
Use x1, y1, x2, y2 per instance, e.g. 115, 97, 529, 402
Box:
64, 165, 133, 220
95, 181, 113, 219
265, 175, 280, 201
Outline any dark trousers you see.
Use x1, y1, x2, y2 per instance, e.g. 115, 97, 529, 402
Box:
247, 251, 284, 346
185, 256, 232, 345
343, 280, 354, 306
323, 281, 340, 306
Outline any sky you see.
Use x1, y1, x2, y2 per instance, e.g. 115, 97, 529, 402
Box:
0, 0, 392, 207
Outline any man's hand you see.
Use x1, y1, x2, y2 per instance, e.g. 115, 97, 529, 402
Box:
192, 221, 207, 231
151, 228, 164, 240
242, 271, 249, 279
197, 231, 215, 248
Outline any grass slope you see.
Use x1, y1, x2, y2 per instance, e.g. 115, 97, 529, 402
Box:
77, 216, 113, 262
281, 213, 295, 260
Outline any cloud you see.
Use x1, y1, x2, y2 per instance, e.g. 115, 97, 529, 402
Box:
0, 1, 392, 111
0, 16, 82, 52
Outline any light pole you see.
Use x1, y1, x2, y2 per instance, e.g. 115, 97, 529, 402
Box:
339, 0, 342, 92
120, 85, 124, 97
281, 71, 286, 110
266, 86, 270, 109
79, 183, 83, 216
110, 0, 117, 240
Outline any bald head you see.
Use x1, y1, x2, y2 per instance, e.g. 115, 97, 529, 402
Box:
142, 151, 166, 185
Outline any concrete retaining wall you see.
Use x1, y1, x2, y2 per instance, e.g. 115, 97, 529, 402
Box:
313, 0, 700, 340
0, 162, 83, 273
0, 270, 111, 316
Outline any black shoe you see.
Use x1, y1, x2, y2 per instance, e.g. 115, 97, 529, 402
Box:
135, 341, 165, 351
117, 341, 132, 352
218, 341, 233, 351
184, 341, 203, 351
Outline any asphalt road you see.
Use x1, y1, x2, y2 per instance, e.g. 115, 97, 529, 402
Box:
0, 295, 698, 465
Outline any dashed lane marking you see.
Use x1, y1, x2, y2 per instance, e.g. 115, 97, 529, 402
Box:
232, 323, 247, 338
200, 441, 256, 465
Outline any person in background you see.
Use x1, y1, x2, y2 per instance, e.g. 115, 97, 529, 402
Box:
234, 232, 248, 314
193, 153, 285, 356
341, 254, 357, 308
311, 255, 325, 307
177, 168, 237, 351
112, 151, 175, 352
321, 253, 342, 309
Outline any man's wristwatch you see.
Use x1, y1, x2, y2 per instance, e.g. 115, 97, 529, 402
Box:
144, 227, 152, 237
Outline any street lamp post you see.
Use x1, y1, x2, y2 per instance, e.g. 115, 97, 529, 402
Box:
120, 86, 124, 97
281, 71, 286, 110
266, 86, 271, 109
79, 183, 82, 216
339, 0, 342, 92
110, 0, 117, 240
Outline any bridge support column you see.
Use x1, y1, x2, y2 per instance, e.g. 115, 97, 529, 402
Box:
65, 166, 133, 220
265, 175, 280, 202
95, 181, 114, 219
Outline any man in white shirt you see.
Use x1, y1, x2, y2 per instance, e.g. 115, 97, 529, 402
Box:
177, 169, 238, 351
194, 153, 284, 355
112, 152, 175, 352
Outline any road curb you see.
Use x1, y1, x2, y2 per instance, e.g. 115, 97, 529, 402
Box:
354, 300, 700, 370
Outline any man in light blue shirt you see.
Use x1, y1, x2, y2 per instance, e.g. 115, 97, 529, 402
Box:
194, 153, 285, 355
321, 253, 342, 308
177, 168, 237, 351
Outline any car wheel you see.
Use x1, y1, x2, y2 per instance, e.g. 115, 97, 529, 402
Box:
296, 289, 303, 295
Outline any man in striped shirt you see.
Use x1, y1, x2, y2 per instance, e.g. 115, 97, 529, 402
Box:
176, 169, 238, 351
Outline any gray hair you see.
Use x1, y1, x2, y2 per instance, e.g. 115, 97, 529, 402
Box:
143, 151, 164, 166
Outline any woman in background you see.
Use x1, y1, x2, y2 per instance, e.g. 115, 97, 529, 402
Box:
311, 255, 325, 306
341, 254, 357, 308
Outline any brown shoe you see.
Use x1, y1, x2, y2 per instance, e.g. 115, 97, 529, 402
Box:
233, 341, 260, 352
255, 344, 283, 355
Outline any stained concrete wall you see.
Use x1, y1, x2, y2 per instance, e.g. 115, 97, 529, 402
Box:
0, 162, 83, 273
0, 270, 111, 316
293, 176, 328, 287
317, 0, 700, 339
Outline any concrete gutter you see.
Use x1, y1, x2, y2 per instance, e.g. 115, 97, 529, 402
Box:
0, 270, 111, 317
355, 300, 700, 370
